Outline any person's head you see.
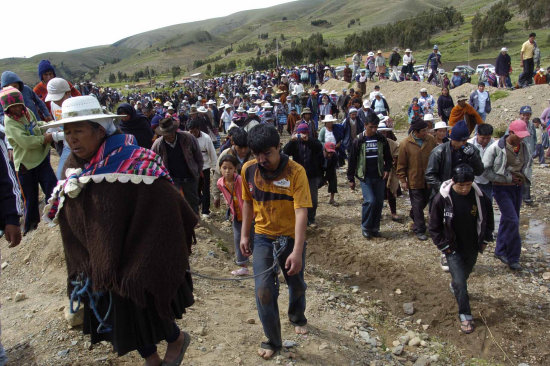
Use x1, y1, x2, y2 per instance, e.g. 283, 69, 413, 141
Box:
420, 88, 428, 97
434, 124, 449, 141
533, 117, 541, 127
231, 127, 249, 158
352, 98, 361, 109
529, 32, 536, 42
187, 119, 201, 137
508, 119, 530, 146
433, 45, 438, 53
519, 106, 532, 122
375, 93, 381, 100
410, 118, 429, 140
38, 60, 56, 83
348, 107, 358, 119
296, 123, 310, 141
457, 95, 468, 107
219, 154, 239, 181
452, 164, 475, 196
0, 87, 26, 119
476, 124, 493, 147
412, 97, 418, 105
301, 108, 312, 121
64, 121, 108, 160
501, 47, 508, 54
441, 87, 449, 96
477, 82, 485, 92
45, 77, 71, 106
116, 103, 136, 122
364, 113, 380, 136
248, 124, 281, 172
449, 120, 470, 149
324, 141, 336, 157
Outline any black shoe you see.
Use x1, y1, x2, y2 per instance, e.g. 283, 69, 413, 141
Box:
416, 232, 428, 241
509, 262, 522, 271
371, 231, 381, 238
494, 254, 509, 265
362, 230, 372, 239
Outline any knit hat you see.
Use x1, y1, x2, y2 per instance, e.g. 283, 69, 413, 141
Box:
450, 120, 470, 141
0, 86, 25, 111
38, 60, 56, 81
296, 123, 309, 134
410, 118, 428, 132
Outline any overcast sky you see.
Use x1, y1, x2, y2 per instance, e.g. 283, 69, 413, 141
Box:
2, 0, 295, 59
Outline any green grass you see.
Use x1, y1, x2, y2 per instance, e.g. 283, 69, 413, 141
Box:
490, 90, 510, 101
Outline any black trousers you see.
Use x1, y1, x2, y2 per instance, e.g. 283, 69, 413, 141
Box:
199, 168, 211, 215
518, 58, 534, 86
409, 188, 430, 234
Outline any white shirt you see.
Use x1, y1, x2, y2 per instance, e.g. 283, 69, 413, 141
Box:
325, 129, 336, 144
403, 54, 413, 66
196, 131, 218, 170
293, 83, 304, 95
476, 90, 489, 114
468, 136, 494, 185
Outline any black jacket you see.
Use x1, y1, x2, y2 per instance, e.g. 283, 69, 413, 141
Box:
425, 141, 483, 197
347, 132, 393, 183
117, 103, 154, 149
283, 138, 324, 178
389, 52, 401, 67
0, 135, 22, 229
429, 180, 494, 252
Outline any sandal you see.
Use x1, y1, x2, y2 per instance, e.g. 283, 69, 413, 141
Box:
162, 331, 190, 366
460, 319, 474, 334
231, 267, 250, 276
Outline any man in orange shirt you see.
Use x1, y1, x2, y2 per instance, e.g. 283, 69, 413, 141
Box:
240, 124, 311, 360
33, 60, 80, 114
448, 95, 484, 135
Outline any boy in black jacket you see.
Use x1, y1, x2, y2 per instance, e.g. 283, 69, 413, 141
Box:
429, 164, 494, 334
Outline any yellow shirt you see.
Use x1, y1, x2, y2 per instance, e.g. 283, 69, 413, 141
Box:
521, 40, 534, 60
241, 159, 312, 238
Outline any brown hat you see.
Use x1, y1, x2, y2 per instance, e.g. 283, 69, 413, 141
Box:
301, 107, 312, 116
155, 117, 178, 136
189, 106, 198, 114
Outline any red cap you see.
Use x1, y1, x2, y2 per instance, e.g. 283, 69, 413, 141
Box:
509, 120, 530, 138
324, 141, 336, 153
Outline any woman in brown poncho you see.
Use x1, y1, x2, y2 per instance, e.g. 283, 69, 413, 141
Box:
44, 96, 196, 366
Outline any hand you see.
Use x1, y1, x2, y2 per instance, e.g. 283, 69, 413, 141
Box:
512, 174, 523, 185
348, 181, 355, 191
462, 144, 475, 156
44, 116, 53, 122
285, 250, 303, 276
214, 198, 220, 209
43, 133, 53, 145
8, 149, 13, 162
4, 224, 22, 248
291, 134, 298, 141
443, 248, 453, 255
400, 181, 408, 191
240, 237, 252, 258
382, 171, 389, 180
200, 170, 204, 179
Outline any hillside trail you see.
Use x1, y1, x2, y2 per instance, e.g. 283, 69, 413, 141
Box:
2, 86, 550, 365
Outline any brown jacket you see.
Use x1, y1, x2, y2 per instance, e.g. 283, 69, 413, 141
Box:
397, 133, 436, 189
151, 131, 203, 180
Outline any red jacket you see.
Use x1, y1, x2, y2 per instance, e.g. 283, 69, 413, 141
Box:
217, 173, 244, 221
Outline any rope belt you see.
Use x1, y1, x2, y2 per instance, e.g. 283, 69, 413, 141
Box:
70, 276, 113, 334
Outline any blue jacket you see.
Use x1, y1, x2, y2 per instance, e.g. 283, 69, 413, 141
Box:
0, 71, 51, 125
426, 53, 441, 69
0, 133, 22, 229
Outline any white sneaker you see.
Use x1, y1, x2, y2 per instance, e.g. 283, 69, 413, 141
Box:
440, 254, 449, 272
201, 213, 210, 220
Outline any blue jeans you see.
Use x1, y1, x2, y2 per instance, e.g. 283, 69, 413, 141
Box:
493, 185, 523, 264
253, 235, 307, 351
447, 250, 478, 319
56, 143, 71, 179
478, 112, 487, 121
360, 177, 386, 233
476, 182, 493, 202
232, 220, 254, 265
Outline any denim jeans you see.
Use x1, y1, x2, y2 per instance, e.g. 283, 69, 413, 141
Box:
307, 176, 321, 224
494, 185, 523, 264
360, 177, 386, 233
446, 250, 478, 319
478, 112, 487, 121
409, 188, 430, 234
56, 143, 71, 179
232, 220, 255, 265
253, 235, 307, 351
16, 154, 57, 233
533, 144, 545, 164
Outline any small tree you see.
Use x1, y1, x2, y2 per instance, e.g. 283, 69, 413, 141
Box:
172, 66, 181, 78
108, 73, 116, 83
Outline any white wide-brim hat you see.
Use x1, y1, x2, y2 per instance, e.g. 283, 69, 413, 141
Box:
322, 114, 338, 123
197, 106, 208, 113
434, 121, 451, 130
377, 114, 390, 123
377, 122, 393, 131
405, 49, 412, 53
46, 96, 124, 128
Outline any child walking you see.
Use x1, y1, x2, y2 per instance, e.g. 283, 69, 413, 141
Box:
217, 154, 254, 276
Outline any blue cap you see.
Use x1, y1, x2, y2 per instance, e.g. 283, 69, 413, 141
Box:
433, 45, 439, 50
519, 106, 532, 114
450, 120, 470, 141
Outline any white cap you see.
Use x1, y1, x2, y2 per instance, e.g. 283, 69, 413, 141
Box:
348, 107, 358, 114
501, 47, 508, 52
420, 88, 428, 93
45, 78, 70, 102
434, 121, 451, 130
423, 113, 434, 121
363, 99, 371, 108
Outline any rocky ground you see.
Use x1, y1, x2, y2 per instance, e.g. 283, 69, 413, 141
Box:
1, 82, 550, 365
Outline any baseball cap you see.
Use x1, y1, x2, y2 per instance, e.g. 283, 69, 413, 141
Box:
45, 78, 70, 102
324, 142, 336, 153
509, 120, 530, 138
519, 106, 532, 114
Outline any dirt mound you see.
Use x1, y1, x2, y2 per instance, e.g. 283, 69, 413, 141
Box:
319, 79, 350, 95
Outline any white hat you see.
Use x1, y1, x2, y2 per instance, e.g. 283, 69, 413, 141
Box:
219, 93, 226, 98
377, 114, 390, 123
302, 67, 307, 71
453, 68, 461, 73
206, 99, 216, 105
405, 49, 412, 53
377, 122, 393, 131
434, 121, 451, 130
273, 99, 281, 104
45, 78, 71, 102
330, 90, 337, 95
423, 113, 434, 121
236, 105, 246, 113
320, 89, 329, 94
420, 88, 428, 93
262, 102, 273, 109
348, 107, 358, 114
363, 99, 371, 108
322, 114, 337, 123
539, 68, 546, 72
250, 90, 258, 95
501, 47, 508, 52
368, 52, 375, 57
224, 104, 232, 109
167, 105, 175, 110
46, 96, 123, 130
197, 106, 208, 113
374, 92, 382, 97
324, 66, 330, 70
247, 106, 259, 114
164, 101, 172, 107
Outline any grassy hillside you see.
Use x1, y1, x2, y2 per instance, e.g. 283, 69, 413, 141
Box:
1, 0, 547, 86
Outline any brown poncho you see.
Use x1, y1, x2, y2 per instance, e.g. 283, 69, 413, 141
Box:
58, 154, 197, 319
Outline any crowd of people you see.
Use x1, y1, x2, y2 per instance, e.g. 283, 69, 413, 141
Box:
0, 39, 549, 365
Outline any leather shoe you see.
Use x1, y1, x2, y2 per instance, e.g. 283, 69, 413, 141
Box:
494, 254, 509, 265
362, 230, 372, 239
371, 231, 381, 238
509, 262, 522, 271
416, 232, 428, 241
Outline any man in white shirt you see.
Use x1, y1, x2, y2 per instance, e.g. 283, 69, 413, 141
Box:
469, 82, 491, 121
402, 49, 415, 75
468, 123, 495, 199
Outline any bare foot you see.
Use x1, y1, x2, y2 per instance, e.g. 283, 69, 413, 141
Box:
144, 352, 162, 366
258, 348, 276, 359
295, 325, 309, 335
164, 331, 186, 363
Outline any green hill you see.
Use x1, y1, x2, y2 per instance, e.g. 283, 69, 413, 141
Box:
1, 0, 547, 86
